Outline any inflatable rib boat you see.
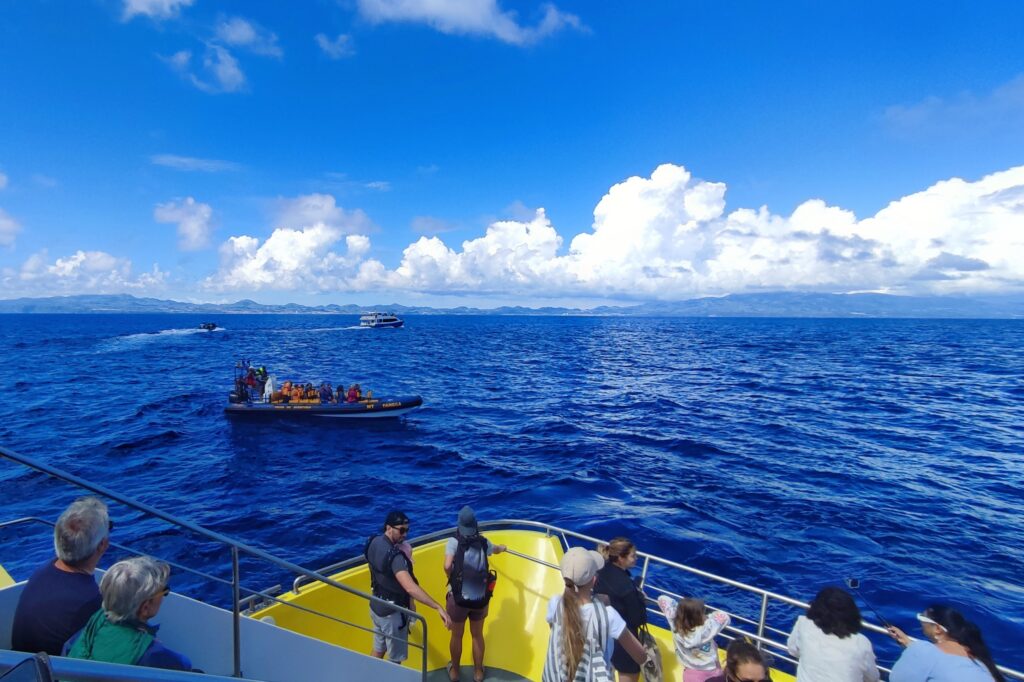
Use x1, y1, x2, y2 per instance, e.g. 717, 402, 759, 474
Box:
225, 395, 423, 419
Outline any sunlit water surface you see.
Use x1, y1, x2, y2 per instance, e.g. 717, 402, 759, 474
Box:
0, 314, 1021, 670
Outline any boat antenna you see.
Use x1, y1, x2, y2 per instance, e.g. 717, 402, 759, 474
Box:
844, 577, 891, 629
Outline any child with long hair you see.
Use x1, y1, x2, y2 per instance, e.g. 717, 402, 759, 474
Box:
658, 594, 731, 682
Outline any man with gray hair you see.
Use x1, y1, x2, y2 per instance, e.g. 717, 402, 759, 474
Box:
65, 556, 191, 671
11, 496, 112, 655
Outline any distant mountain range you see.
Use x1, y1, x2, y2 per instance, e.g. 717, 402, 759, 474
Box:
0, 292, 1021, 318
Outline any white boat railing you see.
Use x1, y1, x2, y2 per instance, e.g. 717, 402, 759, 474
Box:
0, 649, 259, 682
0, 446, 432, 681
295, 519, 1024, 682
4, 448, 1019, 682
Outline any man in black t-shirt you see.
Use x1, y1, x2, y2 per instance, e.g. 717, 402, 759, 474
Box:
12, 497, 112, 655
366, 510, 451, 663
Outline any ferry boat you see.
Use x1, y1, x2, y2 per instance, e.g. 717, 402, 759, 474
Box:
360, 311, 404, 329
1, 447, 1022, 682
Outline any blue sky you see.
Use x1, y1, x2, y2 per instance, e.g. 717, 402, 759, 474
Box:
1, 1, 1023, 307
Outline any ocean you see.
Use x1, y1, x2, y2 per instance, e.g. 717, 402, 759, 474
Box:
0, 314, 1021, 671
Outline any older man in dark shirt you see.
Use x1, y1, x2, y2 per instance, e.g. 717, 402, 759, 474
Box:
11, 496, 111, 655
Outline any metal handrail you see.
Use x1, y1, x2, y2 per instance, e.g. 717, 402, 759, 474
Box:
6, 458, 1020, 682
0, 518, 239, 592
0, 649, 262, 682
0, 446, 431, 682
0, 517, 388, 648
348, 518, 1021, 682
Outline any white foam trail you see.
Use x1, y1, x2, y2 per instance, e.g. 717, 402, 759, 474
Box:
98, 326, 224, 351
269, 326, 367, 333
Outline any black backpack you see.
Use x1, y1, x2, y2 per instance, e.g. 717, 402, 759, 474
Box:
449, 533, 496, 609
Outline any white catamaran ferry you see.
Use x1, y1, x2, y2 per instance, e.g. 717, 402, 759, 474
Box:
360, 312, 404, 329
1, 446, 1021, 682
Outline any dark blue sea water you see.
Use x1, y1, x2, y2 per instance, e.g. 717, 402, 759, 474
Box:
1, 314, 1022, 671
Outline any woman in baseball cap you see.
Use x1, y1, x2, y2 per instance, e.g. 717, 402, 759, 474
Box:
542, 547, 647, 681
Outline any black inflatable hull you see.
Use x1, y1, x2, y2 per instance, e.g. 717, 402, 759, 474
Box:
225, 395, 422, 419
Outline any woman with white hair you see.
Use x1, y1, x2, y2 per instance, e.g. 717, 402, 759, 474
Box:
543, 547, 647, 682
65, 556, 192, 671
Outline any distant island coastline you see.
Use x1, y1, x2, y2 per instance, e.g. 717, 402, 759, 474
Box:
0, 292, 1021, 318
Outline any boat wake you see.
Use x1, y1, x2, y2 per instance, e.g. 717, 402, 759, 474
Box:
270, 326, 367, 333
98, 327, 224, 351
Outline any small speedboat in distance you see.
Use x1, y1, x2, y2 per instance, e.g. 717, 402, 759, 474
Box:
359, 311, 403, 328
199, 322, 219, 331
225, 395, 423, 419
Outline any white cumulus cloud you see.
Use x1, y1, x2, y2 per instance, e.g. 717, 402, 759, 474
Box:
6, 250, 166, 295
315, 33, 355, 59
123, 0, 194, 20
380, 209, 567, 293
275, 193, 373, 234
0, 208, 21, 247
202, 165, 1024, 299
165, 45, 246, 94
154, 197, 214, 251
204, 194, 376, 291
356, 0, 584, 46
216, 16, 283, 57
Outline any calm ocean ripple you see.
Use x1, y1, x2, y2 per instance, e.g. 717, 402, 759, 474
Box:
0, 314, 1021, 669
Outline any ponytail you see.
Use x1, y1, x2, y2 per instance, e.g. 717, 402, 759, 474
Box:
560, 579, 585, 676
597, 537, 635, 565
926, 605, 1005, 682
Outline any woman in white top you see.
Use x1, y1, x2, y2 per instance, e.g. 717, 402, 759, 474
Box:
786, 587, 880, 682
543, 547, 646, 682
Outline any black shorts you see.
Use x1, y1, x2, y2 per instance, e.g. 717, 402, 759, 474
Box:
611, 639, 641, 674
